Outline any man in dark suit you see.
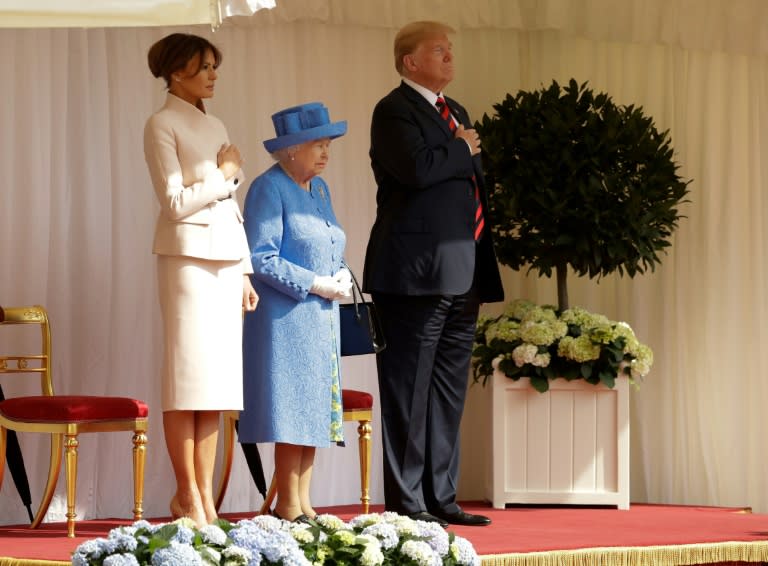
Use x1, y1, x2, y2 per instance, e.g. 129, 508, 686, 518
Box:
363, 20, 504, 527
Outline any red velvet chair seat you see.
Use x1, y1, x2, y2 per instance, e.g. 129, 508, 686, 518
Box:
0, 396, 149, 423
341, 389, 373, 410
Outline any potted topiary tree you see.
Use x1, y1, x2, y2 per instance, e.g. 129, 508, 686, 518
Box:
472, 79, 690, 509
473, 78, 689, 391
477, 78, 689, 313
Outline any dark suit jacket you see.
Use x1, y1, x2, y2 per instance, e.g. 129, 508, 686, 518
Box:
363, 81, 504, 303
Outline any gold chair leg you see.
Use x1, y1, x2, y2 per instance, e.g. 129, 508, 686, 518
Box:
31, 433, 63, 529
259, 475, 277, 515
64, 433, 78, 538
132, 430, 148, 520
357, 419, 372, 514
0, 427, 6, 491
215, 412, 237, 511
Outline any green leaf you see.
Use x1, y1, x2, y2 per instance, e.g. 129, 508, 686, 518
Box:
200, 546, 221, 566
600, 371, 617, 389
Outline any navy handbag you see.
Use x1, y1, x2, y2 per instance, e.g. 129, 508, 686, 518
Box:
339, 266, 386, 356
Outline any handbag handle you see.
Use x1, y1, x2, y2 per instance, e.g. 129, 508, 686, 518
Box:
340, 260, 387, 355
342, 260, 365, 319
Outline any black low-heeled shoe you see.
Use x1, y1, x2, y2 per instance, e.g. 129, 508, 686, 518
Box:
271, 509, 312, 524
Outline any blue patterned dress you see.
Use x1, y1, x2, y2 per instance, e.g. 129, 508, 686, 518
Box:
239, 164, 345, 447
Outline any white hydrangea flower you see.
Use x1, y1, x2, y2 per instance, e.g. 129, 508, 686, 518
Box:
221, 545, 251, 566
512, 343, 538, 367
401, 539, 442, 566
358, 535, 385, 566
290, 526, 314, 544
315, 513, 348, 531
199, 524, 227, 546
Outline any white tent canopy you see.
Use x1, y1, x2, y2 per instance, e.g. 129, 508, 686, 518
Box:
0, 0, 275, 28
1, 0, 767, 57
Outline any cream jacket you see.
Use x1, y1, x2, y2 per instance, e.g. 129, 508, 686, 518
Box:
144, 93, 252, 272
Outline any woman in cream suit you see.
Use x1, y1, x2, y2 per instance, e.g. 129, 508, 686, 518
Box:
143, 33, 257, 527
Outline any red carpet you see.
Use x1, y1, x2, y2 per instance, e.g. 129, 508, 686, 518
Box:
2, 502, 768, 565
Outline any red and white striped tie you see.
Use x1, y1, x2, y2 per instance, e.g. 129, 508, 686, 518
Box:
435, 96, 485, 241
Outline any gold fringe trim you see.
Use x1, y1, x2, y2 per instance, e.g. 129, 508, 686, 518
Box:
480, 541, 768, 566
0, 558, 69, 566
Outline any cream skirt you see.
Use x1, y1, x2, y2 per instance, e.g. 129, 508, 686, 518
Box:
157, 254, 244, 412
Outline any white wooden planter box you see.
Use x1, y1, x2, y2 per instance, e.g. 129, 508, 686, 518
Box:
486, 369, 630, 509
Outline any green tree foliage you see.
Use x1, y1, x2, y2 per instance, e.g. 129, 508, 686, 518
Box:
476, 79, 690, 310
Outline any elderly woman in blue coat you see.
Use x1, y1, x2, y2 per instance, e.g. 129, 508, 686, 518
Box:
239, 102, 351, 523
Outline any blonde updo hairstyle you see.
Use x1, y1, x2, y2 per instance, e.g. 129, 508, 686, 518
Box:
147, 33, 222, 88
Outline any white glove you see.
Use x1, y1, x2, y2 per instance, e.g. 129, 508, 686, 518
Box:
310, 275, 349, 301
332, 268, 353, 298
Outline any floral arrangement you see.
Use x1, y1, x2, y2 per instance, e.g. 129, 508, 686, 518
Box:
472, 299, 653, 392
70, 512, 480, 566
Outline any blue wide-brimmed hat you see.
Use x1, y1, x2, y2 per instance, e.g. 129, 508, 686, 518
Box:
263, 102, 347, 153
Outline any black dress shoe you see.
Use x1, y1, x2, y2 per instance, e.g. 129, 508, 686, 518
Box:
407, 511, 448, 528
431, 509, 492, 526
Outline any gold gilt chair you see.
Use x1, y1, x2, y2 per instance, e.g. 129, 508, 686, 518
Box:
0, 305, 149, 537
215, 388, 374, 514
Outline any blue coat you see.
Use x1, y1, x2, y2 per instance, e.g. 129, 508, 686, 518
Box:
238, 164, 346, 447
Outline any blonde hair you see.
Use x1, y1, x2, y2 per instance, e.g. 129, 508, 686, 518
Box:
394, 21, 455, 75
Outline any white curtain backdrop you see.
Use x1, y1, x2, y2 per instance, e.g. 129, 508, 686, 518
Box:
2, 0, 768, 525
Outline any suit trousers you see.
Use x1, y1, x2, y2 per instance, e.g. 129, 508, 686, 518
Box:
371, 290, 480, 515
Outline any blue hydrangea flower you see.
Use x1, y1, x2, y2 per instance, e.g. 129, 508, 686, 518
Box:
170, 524, 195, 545
229, 519, 309, 565
103, 553, 141, 566
361, 522, 399, 550
107, 530, 139, 553
150, 541, 203, 566
414, 521, 449, 555
72, 537, 110, 561
131, 520, 153, 531
450, 536, 481, 566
